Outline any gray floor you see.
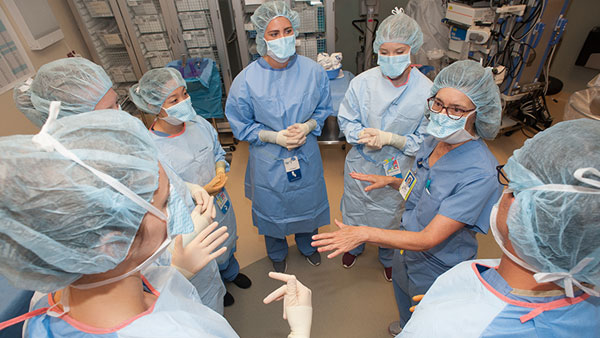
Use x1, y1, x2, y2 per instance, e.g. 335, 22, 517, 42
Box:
224, 244, 397, 338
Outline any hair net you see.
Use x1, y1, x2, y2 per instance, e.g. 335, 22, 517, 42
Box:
504, 119, 600, 289
251, 1, 300, 56
129, 67, 186, 115
13, 57, 113, 128
373, 10, 423, 54
0, 110, 160, 293
430, 60, 502, 139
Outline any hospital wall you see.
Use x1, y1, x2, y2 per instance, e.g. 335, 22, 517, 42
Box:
0, 0, 91, 137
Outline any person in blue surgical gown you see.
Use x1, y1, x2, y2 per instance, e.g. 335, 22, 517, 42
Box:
313, 60, 503, 335
130, 67, 251, 307
225, 1, 332, 273
13, 57, 227, 314
401, 119, 600, 337
337, 9, 432, 280
0, 110, 316, 338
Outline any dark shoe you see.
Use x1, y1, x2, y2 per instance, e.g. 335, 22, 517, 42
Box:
224, 291, 234, 307
384, 267, 393, 282
388, 321, 402, 336
305, 251, 321, 266
272, 260, 287, 273
232, 273, 252, 289
342, 252, 357, 268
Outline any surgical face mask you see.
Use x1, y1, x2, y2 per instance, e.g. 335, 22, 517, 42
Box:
377, 53, 411, 78
166, 181, 194, 236
160, 97, 195, 125
265, 35, 296, 63
427, 111, 478, 144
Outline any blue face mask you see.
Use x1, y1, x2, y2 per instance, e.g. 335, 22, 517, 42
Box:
265, 35, 296, 63
427, 111, 478, 144
377, 53, 411, 78
161, 97, 195, 125
166, 182, 194, 237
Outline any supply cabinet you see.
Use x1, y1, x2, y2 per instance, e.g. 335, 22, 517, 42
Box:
67, 0, 233, 98
231, 0, 336, 67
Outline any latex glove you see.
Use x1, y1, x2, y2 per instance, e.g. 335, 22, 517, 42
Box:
203, 172, 228, 195
259, 130, 305, 151
409, 294, 424, 313
185, 182, 211, 213
357, 128, 406, 150
264, 272, 312, 338
181, 197, 217, 247
285, 119, 317, 150
170, 221, 229, 279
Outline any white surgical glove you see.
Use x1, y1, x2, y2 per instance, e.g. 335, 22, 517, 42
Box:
263, 272, 312, 338
185, 182, 211, 213
181, 197, 217, 247
285, 119, 317, 150
357, 128, 407, 150
170, 221, 228, 279
259, 129, 305, 151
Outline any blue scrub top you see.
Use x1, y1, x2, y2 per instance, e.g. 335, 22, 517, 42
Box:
401, 136, 502, 268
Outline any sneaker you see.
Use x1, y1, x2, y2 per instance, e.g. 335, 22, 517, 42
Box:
342, 252, 357, 268
305, 251, 321, 266
384, 267, 393, 282
388, 321, 402, 336
232, 273, 252, 289
272, 260, 287, 273
224, 291, 234, 307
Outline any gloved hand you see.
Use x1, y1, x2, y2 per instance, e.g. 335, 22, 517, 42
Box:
185, 182, 211, 213
203, 172, 228, 195
409, 294, 424, 313
181, 197, 217, 247
170, 221, 229, 279
357, 128, 407, 150
263, 272, 312, 338
259, 130, 305, 151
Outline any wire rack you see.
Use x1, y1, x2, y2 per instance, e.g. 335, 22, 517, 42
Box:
140, 33, 169, 51
133, 15, 165, 33
183, 29, 215, 48
83, 0, 113, 17
179, 12, 209, 30
175, 0, 209, 12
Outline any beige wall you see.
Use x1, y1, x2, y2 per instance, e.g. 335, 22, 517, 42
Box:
0, 0, 91, 136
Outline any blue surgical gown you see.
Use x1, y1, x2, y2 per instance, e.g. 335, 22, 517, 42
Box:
150, 116, 238, 268
339, 66, 431, 230
400, 259, 600, 337
225, 55, 332, 238
393, 136, 502, 325
157, 153, 226, 315
25, 266, 239, 337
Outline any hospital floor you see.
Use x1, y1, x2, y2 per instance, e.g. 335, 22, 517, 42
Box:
222, 92, 570, 338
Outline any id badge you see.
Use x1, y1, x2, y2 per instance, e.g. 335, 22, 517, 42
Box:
284, 156, 302, 182
215, 191, 230, 214
383, 157, 403, 178
398, 170, 417, 201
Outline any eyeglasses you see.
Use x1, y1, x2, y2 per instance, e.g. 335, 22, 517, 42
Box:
497, 165, 509, 187
427, 97, 477, 120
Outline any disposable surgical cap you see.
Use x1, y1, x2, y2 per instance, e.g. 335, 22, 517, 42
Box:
0, 110, 160, 292
13, 57, 113, 127
505, 119, 600, 288
129, 67, 186, 115
251, 1, 300, 56
373, 10, 423, 54
430, 60, 501, 139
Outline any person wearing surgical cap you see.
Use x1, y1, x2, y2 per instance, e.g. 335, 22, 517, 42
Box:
313, 60, 503, 335
0, 110, 315, 338
13, 57, 116, 127
11, 57, 227, 315
400, 119, 600, 337
225, 1, 332, 273
337, 9, 432, 280
130, 68, 251, 307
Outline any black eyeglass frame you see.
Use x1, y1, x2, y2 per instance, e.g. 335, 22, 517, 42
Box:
497, 164, 509, 187
427, 96, 477, 120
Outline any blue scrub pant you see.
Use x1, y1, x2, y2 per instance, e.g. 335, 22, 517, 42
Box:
349, 243, 394, 268
392, 249, 451, 327
218, 251, 240, 282
265, 229, 318, 262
